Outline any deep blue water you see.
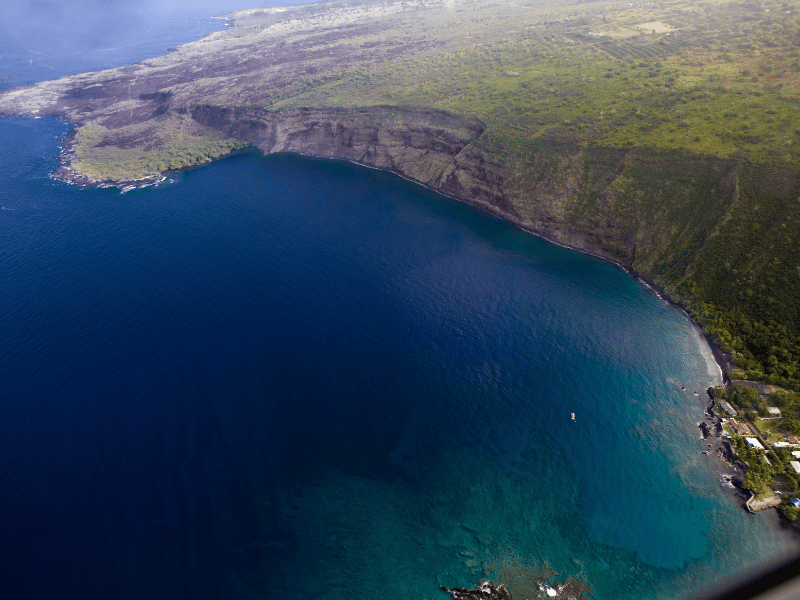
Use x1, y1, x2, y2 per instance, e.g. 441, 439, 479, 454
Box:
1, 116, 798, 600
1, 10, 799, 600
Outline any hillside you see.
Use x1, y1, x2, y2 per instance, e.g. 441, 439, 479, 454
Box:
1, 0, 800, 389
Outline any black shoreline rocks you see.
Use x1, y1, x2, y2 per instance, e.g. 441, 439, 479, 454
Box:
441, 582, 512, 600
697, 387, 751, 507
441, 578, 592, 600
700, 390, 738, 467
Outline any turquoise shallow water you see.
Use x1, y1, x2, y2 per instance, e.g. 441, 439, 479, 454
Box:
1, 116, 798, 599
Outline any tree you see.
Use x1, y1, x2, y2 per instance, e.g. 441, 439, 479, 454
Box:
782, 414, 800, 436
742, 471, 761, 491
771, 391, 792, 410
729, 385, 761, 410
778, 504, 799, 522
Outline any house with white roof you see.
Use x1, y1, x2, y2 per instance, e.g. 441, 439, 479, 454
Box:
745, 437, 765, 450
773, 441, 800, 449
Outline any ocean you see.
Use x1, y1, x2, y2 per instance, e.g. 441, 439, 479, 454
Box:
1, 6, 798, 600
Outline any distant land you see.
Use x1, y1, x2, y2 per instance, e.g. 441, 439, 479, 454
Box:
2, 0, 800, 521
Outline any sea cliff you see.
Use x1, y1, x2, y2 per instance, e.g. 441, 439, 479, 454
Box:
2, 0, 800, 393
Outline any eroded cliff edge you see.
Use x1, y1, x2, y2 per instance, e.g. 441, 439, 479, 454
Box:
187, 103, 743, 284
189, 105, 520, 219
43, 100, 525, 240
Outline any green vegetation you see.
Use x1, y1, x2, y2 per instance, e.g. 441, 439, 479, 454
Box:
728, 386, 761, 411
732, 437, 775, 495
717, 384, 800, 437
71, 120, 249, 182
778, 499, 800, 521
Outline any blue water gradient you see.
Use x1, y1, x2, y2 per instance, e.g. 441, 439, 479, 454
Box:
1, 115, 798, 599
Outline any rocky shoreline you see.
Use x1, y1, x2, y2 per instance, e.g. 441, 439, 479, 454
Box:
698, 387, 750, 505
694, 386, 800, 532
441, 578, 592, 600
441, 582, 512, 600
51, 129, 167, 191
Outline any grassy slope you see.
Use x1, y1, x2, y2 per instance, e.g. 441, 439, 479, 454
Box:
70, 119, 248, 181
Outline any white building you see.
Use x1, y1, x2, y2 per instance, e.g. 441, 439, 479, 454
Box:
773, 441, 800, 449
745, 437, 765, 450
790, 461, 800, 474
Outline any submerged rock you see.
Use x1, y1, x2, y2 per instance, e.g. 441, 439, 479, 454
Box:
441, 578, 592, 600
441, 581, 512, 600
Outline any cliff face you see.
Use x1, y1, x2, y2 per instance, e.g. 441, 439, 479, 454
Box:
0, 0, 770, 288
190, 105, 520, 219
508, 144, 741, 281
190, 103, 741, 290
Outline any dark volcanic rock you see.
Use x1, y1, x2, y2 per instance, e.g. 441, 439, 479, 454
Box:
442, 578, 593, 600
441, 582, 513, 600
139, 91, 172, 102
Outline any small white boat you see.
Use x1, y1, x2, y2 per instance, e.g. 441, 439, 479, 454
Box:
570, 413, 575, 421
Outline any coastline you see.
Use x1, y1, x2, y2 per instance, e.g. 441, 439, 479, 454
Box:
46, 133, 762, 517
338, 150, 737, 384
19, 116, 800, 589
51, 135, 734, 381
4, 0, 800, 593
265, 151, 800, 550
52, 140, 746, 411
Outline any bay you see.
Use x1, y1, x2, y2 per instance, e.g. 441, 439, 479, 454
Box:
1, 5, 799, 598
1, 116, 797, 599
